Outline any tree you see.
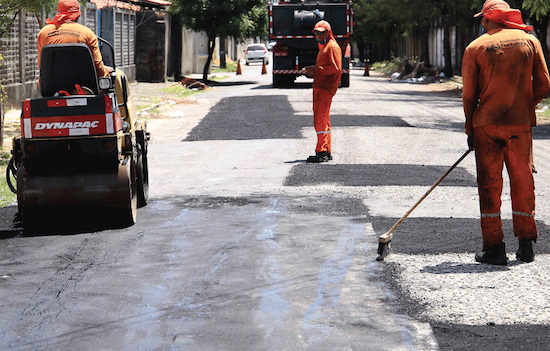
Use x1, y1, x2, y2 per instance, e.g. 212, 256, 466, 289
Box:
0, 0, 63, 37
354, 0, 475, 76
169, 0, 268, 81
0, 0, 82, 147
523, 0, 550, 66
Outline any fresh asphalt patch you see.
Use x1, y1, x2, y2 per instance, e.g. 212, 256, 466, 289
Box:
371, 216, 550, 255
184, 95, 301, 141
330, 115, 411, 128
183, 95, 412, 142
284, 164, 476, 187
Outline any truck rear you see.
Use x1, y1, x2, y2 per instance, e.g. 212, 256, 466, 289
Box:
270, 0, 353, 87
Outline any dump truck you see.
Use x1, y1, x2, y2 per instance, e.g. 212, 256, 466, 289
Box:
269, 0, 353, 87
6, 39, 149, 227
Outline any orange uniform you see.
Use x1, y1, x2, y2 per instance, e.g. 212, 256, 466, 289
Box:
313, 37, 342, 154
463, 28, 549, 134
462, 26, 550, 250
37, 22, 109, 77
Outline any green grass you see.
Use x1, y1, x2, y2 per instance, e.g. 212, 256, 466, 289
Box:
161, 85, 203, 98
210, 75, 229, 82
0, 148, 16, 207
212, 61, 238, 73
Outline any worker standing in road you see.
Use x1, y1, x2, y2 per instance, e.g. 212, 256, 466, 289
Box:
304, 20, 342, 163
37, 0, 112, 77
462, 0, 550, 265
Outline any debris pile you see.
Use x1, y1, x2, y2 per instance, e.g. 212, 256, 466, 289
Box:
179, 77, 208, 90
391, 58, 441, 83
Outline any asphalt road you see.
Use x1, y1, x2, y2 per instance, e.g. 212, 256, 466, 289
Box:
2, 60, 550, 350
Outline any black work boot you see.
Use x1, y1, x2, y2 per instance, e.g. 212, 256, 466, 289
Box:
307, 152, 332, 163
475, 242, 508, 265
516, 239, 535, 263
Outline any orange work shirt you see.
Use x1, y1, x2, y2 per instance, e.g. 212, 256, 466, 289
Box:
37, 22, 109, 77
313, 38, 342, 95
462, 27, 550, 135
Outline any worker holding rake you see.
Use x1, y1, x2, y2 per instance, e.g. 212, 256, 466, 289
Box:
462, 0, 550, 265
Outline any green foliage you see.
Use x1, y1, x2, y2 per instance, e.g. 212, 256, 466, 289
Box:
523, 0, 550, 21
354, 0, 477, 44
169, 0, 269, 40
1, 1, 50, 37
371, 56, 418, 74
213, 61, 237, 73
0, 0, 88, 38
169, 0, 268, 80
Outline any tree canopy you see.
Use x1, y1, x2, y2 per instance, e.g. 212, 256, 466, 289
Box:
170, 0, 269, 80
353, 0, 550, 74
0, 0, 72, 38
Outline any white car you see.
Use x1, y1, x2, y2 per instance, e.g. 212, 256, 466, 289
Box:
245, 43, 269, 65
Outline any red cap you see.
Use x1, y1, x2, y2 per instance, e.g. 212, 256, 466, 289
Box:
474, 0, 510, 18
313, 20, 331, 33
46, 0, 81, 26
474, 0, 533, 32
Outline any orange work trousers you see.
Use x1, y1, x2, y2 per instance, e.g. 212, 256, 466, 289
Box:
313, 88, 334, 153
473, 125, 537, 250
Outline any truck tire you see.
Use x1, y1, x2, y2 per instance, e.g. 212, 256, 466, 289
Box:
136, 131, 149, 208
340, 73, 350, 88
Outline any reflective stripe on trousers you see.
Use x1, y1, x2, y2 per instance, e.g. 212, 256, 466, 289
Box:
474, 125, 537, 250
313, 88, 334, 153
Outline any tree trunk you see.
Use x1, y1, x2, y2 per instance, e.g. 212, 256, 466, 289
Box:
203, 36, 216, 82
220, 38, 226, 69
421, 27, 430, 66
0, 87, 3, 148
443, 24, 453, 77
534, 16, 550, 70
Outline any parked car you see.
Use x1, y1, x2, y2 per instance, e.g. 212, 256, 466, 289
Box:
245, 43, 269, 65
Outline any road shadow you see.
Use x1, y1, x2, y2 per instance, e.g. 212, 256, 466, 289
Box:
206, 81, 258, 87
0, 205, 135, 238
284, 164, 476, 187
533, 124, 550, 140
252, 82, 313, 90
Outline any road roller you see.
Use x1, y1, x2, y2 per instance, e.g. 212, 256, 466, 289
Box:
6, 39, 149, 227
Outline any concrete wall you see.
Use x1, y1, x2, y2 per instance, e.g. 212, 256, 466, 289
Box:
0, 11, 42, 110
181, 28, 210, 76
99, 7, 136, 82
135, 11, 167, 82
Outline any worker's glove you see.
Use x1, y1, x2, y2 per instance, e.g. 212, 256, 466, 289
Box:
467, 134, 474, 150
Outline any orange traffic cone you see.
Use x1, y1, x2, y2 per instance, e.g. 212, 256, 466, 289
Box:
363, 59, 370, 76
261, 58, 267, 75
236, 60, 242, 75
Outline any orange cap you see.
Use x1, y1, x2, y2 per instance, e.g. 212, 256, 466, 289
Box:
474, 0, 510, 18
46, 0, 81, 26
474, 0, 533, 32
313, 20, 331, 33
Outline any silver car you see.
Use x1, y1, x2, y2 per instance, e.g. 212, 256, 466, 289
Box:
245, 43, 269, 65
